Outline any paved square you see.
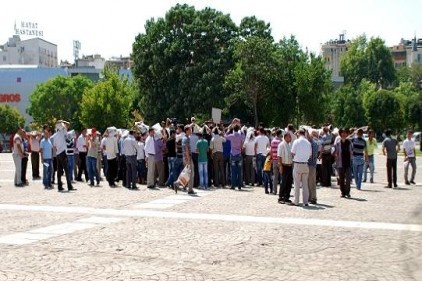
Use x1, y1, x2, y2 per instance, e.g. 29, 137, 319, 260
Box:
0, 150, 421, 280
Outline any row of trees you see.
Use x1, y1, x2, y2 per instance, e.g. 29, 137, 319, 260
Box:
331, 35, 422, 132
24, 4, 422, 133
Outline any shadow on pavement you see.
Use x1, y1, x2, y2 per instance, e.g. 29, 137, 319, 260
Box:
347, 197, 367, 202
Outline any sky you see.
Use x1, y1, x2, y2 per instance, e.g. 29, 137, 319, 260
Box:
1, 0, 420, 63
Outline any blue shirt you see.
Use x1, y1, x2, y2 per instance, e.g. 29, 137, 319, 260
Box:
308, 138, 319, 167
40, 138, 53, 160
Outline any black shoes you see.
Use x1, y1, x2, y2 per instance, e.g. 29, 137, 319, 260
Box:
405, 181, 410, 185
410, 180, 416, 185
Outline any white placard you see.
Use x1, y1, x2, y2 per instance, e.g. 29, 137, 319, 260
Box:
212, 108, 222, 124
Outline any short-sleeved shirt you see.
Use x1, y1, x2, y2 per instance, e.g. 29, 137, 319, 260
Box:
182, 136, 191, 162
382, 137, 398, 159
40, 138, 53, 160
351, 137, 366, 156
255, 135, 269, 155
197, 139, 209, 162
366, 139, 378, 156
403, 139, 415, 158
225, 132, 243, 156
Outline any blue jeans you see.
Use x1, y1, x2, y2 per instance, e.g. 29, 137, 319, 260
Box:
166, 157, 176, 186
363, 155, 374, 181
231, 154, 243, 188
67, 155, 74, 182
263, 171, 273, 193
42, 159, 52, 187
87, 156, 99, 185
353, 155, 365, 189
256, 154, 266, 185
198, 161, 208, 188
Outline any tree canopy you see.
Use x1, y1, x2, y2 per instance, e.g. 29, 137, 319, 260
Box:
0, 104, 25, 133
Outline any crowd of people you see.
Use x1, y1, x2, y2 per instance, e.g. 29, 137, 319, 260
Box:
9, 117, 419, 206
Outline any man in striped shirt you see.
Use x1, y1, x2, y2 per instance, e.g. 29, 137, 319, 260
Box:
351, 129, 368, 190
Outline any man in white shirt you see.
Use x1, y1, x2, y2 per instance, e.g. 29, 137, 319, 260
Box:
277, 132, 293, 204
255, 128, 270, 186
104, 130, 119, 187
144, 128, 156, 188
210, 127, 226, 187
291, 128, 312, 206
52, 120, 75, 192
403, 130, 417, 185
123, 130, 138, 190
76, 128, 88, 182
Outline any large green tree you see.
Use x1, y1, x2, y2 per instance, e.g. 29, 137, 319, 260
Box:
295, 52, 332, 125
340, 35, 395, 88
0, 104, 25, 133
132, 4, 237, 123
363, 87, 403, 132
80, 68, 136, 133
331, 84, 366, 128
27, 75, 93, 130
224, 36, 279, 127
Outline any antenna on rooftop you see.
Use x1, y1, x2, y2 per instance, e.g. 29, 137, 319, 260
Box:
73, 40, 81, 66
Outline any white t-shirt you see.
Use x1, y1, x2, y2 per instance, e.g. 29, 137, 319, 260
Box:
403, 139, 415, 158
104, 136, 118, 160
291, 136, 312, 163
255, 135, 269, 155
137, 142, 145, 160
243, 140, 255, 156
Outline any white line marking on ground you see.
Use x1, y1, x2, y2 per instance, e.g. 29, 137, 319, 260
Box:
0, 216, 125, 245
0, 204, 420, 232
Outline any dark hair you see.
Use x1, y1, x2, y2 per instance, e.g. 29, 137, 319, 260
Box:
276, 129, 282, 137
213, 127, 219, 135
233, 125, 240, 132
170, 129, 176, 135
148, 128, 155, 133
385, 129, 392, 136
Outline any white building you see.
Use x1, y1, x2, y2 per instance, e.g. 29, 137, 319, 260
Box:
0, 35, 57, 67
321, 34, 349, 82
76, 54, 105, 69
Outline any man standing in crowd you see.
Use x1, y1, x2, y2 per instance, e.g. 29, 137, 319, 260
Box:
334, 128, 353, 198
382, 129, 400, 189
145, 128, 156, 188
29, 132, 41, 180
291, 128, 312, 206
403, 130, 417, 185
271, 129, 282, 195
154, 132, 166, 187
351, 129, 368, 190
277, 132, 293, 204
104, 128, 119, 187
165, 129, 177, 188
363, 129, 377, 183
176, 125, 196, 195
255, 128, 270, 186
76, 128, 88, 182
40, 128, 53, 189
210, 127, 225, 188
123, 130, 138, 190
307, 129, 319, 204
86, 128, 100, 187
12, 128, 25, 187
319, 126, 333, 187
225, 121, 244, 190
52, 120, 75, 192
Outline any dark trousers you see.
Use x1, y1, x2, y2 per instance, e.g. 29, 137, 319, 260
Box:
223, 155, 231, 185
31, 152, 40, 178
338, 167, 351, 196
21, 157, 28, 183
77, 152, 88, 181
125, 155, 137, 189
107, 158, 118, 186
279, 165, 293, 201
212, 152, 225, 187
386, 158, 397, 187
244, 155, 255, 185
118, 155, 127, 187
192, 153, 199, 187
57, 151, 73, 190
321, 153, 332, 186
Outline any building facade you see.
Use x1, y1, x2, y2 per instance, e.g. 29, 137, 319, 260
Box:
321, 34, 349, 86
390, 37, 422, 68
0, 35, 58, 67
